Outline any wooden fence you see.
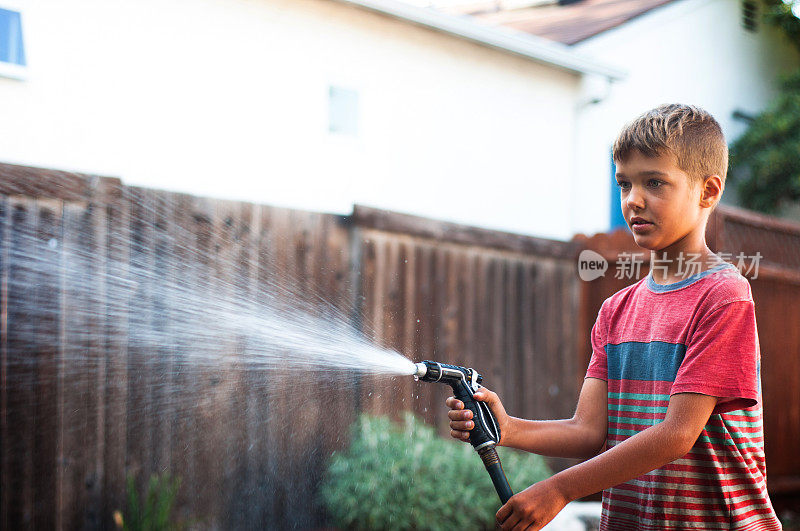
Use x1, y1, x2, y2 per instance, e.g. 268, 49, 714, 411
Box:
352, 206, 585, 460
0, 165, 363, 529
1, 162, 798, 528
0, 164, 585, 529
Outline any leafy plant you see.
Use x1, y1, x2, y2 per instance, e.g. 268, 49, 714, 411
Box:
320, 412, 552, 531
731, 70, 800, 213
729, 69, 800, 214
727, 2, 800, 214
761, 0, 800, 49
115, 472, 184, 531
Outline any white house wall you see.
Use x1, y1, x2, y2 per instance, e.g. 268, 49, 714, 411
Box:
0, 0, 581, 240
571, 0, 800, 237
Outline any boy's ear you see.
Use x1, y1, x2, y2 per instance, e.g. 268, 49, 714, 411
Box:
699, 175, 723, 208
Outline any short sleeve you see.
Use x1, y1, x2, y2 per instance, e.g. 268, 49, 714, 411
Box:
585, 305, 608, 381
671, 300, 760, 414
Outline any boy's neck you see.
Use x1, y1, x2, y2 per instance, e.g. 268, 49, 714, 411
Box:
648, 248, 723, 285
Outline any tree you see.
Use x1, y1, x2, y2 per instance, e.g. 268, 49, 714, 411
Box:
762, 0, 800, 45
728, 1, 800, 214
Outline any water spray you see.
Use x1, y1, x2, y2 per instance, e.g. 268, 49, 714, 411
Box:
413, 360, 514, 504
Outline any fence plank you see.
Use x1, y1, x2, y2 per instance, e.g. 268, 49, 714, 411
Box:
250, 203, 279, 527
753, 277, 800, 486
33, 199, 63, 530
413, 243, 436, 426
124, 188, 157, 508
190, 194, 220, 526
59, 198, 95, 529
0, 195, 8, 530
87, 192, 107, 528
5, 200, 38, 527
102, 180, 130, 528
151, 191, 173, 480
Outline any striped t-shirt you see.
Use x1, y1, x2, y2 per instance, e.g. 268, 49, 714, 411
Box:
586, 261, 780, 530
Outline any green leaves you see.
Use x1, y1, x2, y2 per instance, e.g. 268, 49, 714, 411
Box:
121, 473, 184, 531
319, 413, 551, 531
730, 69, 800, 214
727, 2, 800, 214
761, 0, 800, 50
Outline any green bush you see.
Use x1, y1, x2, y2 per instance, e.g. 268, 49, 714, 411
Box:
320, 412, 552, 531
116, 473, 185, 531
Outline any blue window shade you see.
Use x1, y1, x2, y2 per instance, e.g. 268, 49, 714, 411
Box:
329, 86, 359, 136
609, 152, 627, 230
0, 8, 25, 66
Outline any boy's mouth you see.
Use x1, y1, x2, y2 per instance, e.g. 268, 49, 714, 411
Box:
630, 217, 654, 233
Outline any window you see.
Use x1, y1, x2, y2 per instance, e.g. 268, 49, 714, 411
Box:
328, 86, 359, 137
0, 6, 25, 79
741, 0, 758, 32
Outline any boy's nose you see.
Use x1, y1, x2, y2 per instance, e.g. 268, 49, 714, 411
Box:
626, 187, 646, 210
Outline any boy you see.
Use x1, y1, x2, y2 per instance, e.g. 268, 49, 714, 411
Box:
447, 104, 781, 530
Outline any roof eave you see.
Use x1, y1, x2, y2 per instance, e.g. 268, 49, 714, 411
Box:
332, 0, 627, 80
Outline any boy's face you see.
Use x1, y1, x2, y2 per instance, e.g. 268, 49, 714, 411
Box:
614, 150, 716, 255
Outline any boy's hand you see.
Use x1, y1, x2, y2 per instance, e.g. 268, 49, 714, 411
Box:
445, 386, 511, 445
495, 478, 569, 531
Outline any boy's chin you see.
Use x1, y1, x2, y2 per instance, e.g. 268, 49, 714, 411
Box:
630, 234, 663, 251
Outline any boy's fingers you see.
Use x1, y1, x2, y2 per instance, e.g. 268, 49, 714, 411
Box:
445, 397, 463, 410
449, 420, 474, 431
474, 389, 493, 402
496, 500, 516, 528
450, 429, 470, 441
448, 409, 472, 421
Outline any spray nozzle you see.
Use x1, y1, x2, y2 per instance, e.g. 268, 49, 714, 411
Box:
413, 360, 483, 387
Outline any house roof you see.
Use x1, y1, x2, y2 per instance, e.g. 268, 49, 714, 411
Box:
333, 0, 627, 79
436, 0, 679, 45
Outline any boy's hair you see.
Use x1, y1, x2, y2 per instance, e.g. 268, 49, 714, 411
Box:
612, 103, 728, 188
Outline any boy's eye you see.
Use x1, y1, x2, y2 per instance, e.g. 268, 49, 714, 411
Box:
616, 181, 630, 190
648, 179, 662, 187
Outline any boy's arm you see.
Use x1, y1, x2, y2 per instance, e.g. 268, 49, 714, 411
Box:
447, 377, 608, 459
495, 391, 718, 531
499, 377, 608, 458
